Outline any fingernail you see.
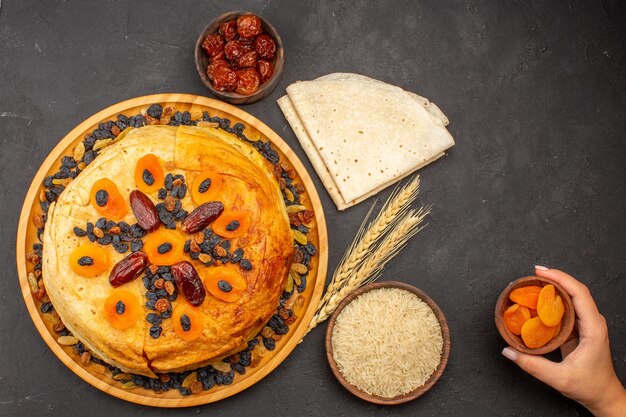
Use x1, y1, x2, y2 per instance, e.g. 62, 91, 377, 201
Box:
502, 347, 519, 361
535, 265, 549, 271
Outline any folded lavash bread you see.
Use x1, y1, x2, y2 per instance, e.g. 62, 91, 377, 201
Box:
278, 73, 454, 210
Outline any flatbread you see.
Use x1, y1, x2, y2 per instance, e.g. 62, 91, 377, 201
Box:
278, 73, 454, 210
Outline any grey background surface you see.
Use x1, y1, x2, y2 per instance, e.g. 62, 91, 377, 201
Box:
1, 1, 624, 416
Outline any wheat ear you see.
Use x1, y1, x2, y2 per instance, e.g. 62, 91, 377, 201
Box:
313, 175, 421, 317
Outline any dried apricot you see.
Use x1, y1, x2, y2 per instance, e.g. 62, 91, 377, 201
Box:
134, 154, 164, 194
509, 285, 541, 310
69, 243, 111, 277
521, 316, 560, 349
203, 266, 247, 302
143, 229, 186, 266
189, 171, 223, 206
537, 284, 565, 327
103, 290, 141, 330
212, 209, 252, 239
89, 178, 128, 220
503, 303, 531, 336
172, 302, 204, 341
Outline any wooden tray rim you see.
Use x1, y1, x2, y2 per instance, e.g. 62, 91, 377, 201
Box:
15, 93, 328, 407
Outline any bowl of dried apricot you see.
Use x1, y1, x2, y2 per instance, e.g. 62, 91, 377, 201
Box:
495, 276, 575, 355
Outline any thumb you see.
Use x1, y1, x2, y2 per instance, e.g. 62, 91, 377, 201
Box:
502, 347, 565, 389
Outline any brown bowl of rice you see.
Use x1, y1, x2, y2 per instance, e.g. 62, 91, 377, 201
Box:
325, 281, 450, 405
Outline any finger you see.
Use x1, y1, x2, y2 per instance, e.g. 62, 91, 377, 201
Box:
502, 347, 565, 390
534, 267, 603, 337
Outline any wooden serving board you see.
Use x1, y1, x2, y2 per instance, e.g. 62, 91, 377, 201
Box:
15, 94, 328, 407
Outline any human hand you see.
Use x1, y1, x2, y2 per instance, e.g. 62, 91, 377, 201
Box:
501, 267, 626, 417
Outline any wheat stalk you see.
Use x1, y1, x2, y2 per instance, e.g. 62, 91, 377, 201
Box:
303, 175, 429, 337
313, 176, 421, 314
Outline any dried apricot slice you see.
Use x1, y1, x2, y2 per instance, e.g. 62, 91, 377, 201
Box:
537, 284, 565, 327
103, 290, 141, 330
143, 229, 186, 266
89, 178, 128, 220
190, 171, 223, 206
212, 209, 252, 239
69, 242, 111, 277
509, 285, 541, 310
503, 303, 531, 336
521, 316, 560, 349
134, 154, 164, 194
172, 302, 204, 341
203, 266, 247, 302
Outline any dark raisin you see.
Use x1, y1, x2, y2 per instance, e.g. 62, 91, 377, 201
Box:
146, 313, 162, 325
209, 235, 221, 247
95, 217, 106, 229
83, 150, 96, 165
146, 299, 156, 310
232, 363, 245, 375
97, 234, 113, 245
217, 280, 232, 293
239, 351, 251, 366
115, 301, 125, 314
40, 302, 54, 313
297, 275, 307, 293
142, 169, 155, 186
114, 243, 129, 253
77, 256, 94, 266
262, 337, 275, 350
115, 120, 127, 131
73, 227, 86, 237
117, 114, 130, 124
131, 240, 143, 252
158, 188, 167, 199
43, 176, 53, 187
143, 275, 152, 289
182, 111, 192, 125
164, 174, 173, 190
230, 248, 243, 263
175, 209, 188, 221
135, 115, 147, 127
180, 314, 191, 331
198, 178, 211, 193
225, 220, 240, 231
147, 104, 163, 119
157, 242, 172, 254
305, 243, 316, 255
239, 259, 252, 271
95, 189, 108, 207
118, 222, 131, 232
219, 240, 231, 250
61, 156, 77, 168
130, 223, 146, 238
183, 240, 191, 253
149, 325, 162, 339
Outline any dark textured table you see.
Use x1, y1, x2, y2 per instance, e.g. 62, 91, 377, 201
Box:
1, 1, 624, 416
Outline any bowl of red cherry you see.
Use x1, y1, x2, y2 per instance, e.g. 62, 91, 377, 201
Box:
195, 11, 284, 105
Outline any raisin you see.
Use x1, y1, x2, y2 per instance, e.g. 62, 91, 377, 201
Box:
217, 280, 232, 293
115, 301, 125, 314
236, 14, 262, 38
146, 313, 162, 325
131, 239, 143, 252
230, 248, 243, 263
109, 251, 148, 287
130, 190, 161, 232
157, 188, 167, 199
181, 201, 224, 234
150, 325, 162, 339
257, 59, 274, 83
240, 259, 252, 271
235, 68, 261, 95
95, 189, 109, 207
198, 178, 211, 193
262, 337, 275, 350
180, 314, 191, 331
254, 33, 276, 60
73, 227, 86, 237
147, 104, 163, 119
171, 261, 206, 306
219, 19, 237, 41
237, 50, 258, 68
78, 256, 93, 266
225, 220, 240, 231
202, 33, 225, 57
142, 169, 155, 186
157, 242, 172, 254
